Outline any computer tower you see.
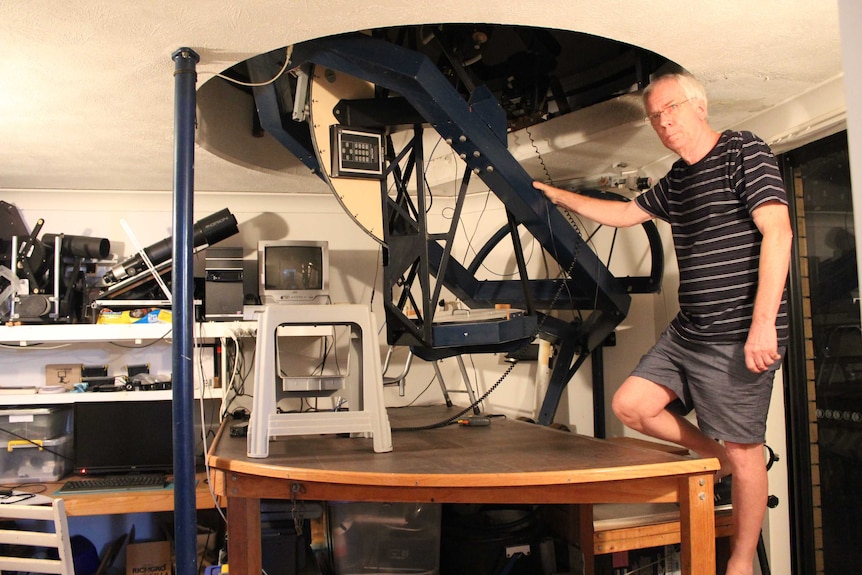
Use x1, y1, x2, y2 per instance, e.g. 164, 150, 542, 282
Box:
205, 247, 244, 321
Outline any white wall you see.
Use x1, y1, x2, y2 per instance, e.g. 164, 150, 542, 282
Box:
839, 1, 862, 325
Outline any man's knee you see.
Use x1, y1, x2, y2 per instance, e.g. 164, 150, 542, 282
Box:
611, 379, 643, 426
612, 377, 676, 427
724, 441, 767, 471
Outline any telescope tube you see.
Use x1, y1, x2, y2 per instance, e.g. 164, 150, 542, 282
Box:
102, 208, 238, 284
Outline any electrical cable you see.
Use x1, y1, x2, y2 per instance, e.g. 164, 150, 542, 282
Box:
189, 323, 229, 524
209, 46, 294, 88
108, 329, 173, 349
441, 188, 538, 278
392, 359, 518, 431
0, 342, 72, 350
0, 428, 71, 461
400, 372, 440, 407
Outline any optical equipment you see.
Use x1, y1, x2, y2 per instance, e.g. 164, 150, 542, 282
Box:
102, 208, 238, 285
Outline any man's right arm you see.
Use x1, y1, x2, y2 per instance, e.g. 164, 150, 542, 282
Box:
532, 181, 653, 228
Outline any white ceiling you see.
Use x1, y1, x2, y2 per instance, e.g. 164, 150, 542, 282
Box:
0, 1, 846, 196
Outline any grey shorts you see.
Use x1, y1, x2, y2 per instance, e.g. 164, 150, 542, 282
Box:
630, 327, 785, 444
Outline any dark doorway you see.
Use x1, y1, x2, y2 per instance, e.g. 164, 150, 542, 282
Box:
783, 130, 859, 574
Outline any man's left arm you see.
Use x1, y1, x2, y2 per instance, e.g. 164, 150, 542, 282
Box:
746, 200, 793, 373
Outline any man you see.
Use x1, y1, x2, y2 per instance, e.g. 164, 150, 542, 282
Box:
533, 72, 792, 575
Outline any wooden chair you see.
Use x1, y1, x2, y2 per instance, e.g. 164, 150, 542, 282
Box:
0, 498, 74, 575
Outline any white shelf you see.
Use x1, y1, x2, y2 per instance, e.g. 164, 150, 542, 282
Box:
0, 323, 172, 345
0, 387, 223, 406
0, 321, 259, 346
0, 321, 248, 406
0, 389, 175, 405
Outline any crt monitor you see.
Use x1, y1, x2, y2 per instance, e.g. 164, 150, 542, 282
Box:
258, 240, 329, 304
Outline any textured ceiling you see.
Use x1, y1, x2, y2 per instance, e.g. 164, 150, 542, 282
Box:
0, 1, 845, 195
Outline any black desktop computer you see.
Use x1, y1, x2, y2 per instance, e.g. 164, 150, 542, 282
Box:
204, 247, 244, 321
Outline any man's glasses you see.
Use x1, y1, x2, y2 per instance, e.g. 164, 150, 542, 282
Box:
645, 99, 690, 125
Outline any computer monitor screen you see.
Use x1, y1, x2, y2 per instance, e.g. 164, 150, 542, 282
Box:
258, 240, 329, 304
73, 401, 173, 475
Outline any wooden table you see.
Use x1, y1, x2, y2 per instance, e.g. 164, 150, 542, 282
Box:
18, 472, 219, 516
207, 405, 719, 575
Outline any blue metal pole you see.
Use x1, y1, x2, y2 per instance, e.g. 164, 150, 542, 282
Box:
171, 46, 200, 575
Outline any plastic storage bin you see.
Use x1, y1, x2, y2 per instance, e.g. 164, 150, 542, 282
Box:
0, 405, 73, 439
0, 433, 73, 483
329, 502, 441, 575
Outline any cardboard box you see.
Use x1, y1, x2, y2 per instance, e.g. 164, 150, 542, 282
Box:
45, 363, 82, 387
126, 541, 172, 575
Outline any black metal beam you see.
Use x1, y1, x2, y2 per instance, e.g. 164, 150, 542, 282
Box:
288, 33, 631, 320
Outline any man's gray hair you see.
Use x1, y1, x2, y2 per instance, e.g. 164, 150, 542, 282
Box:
643, 72, 708, 109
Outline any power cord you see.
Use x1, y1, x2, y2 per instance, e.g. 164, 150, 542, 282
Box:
392, 360, 518, 431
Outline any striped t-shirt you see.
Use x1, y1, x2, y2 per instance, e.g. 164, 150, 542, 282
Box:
635, 130, 789, 344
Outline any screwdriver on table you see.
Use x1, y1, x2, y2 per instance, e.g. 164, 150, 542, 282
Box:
457, 416, 491, 427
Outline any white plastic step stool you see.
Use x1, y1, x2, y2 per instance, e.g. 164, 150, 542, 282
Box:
247, 304, 393, 457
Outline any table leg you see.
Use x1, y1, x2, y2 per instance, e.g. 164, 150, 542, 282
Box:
227, 496, 261, 574
678, 473, 715, 575
578, 504, 595, 575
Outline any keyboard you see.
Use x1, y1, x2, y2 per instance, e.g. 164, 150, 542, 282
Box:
58, 473, 168, 494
